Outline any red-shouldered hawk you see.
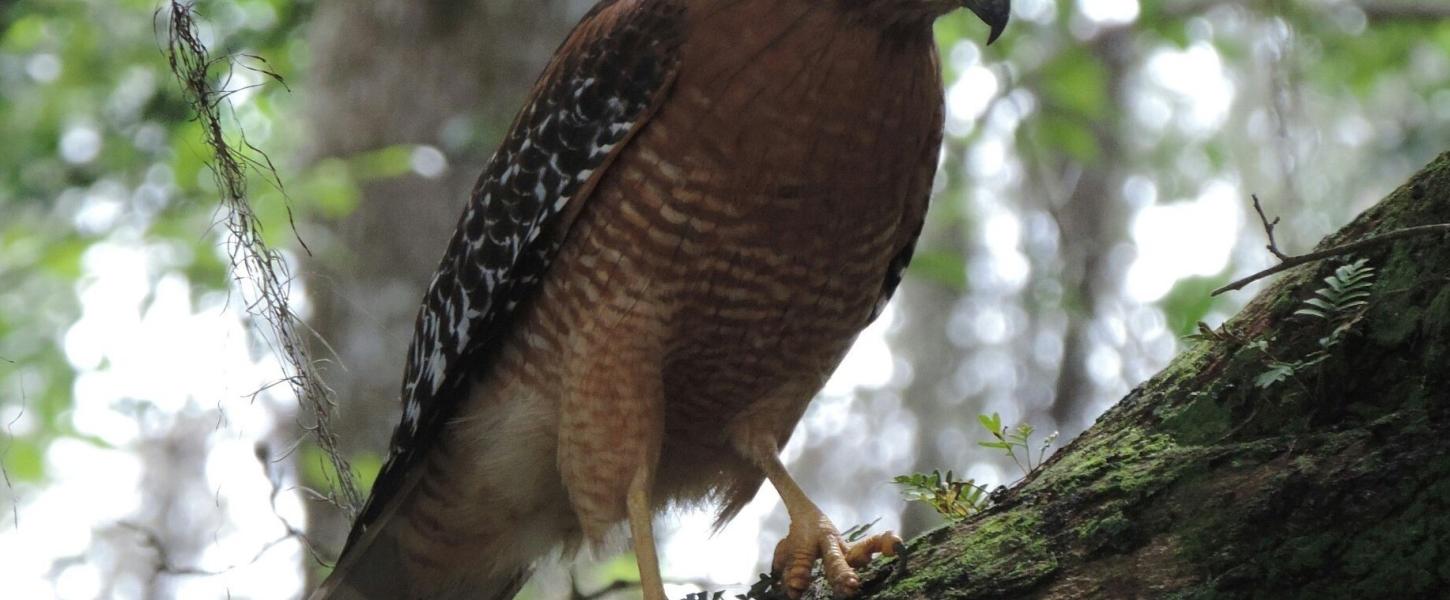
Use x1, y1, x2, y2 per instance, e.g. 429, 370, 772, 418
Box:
314, 1, 1008, 598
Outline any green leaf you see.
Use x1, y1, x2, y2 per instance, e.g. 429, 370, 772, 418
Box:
1036, 113, 1099, 163
1039, 52, 1110, 121
843, 518, 881, 542
907, 250, 968, 291
37, 238, 88, 279
979, 412, 1003, 434
1011, 423, 1034, 441
1255, 364, 1296, 389
351, 451, 382, 495
349, 145, 415, 180
1159, 274, 1232, 337
3, 437, 44, 482
299, 158, 361, 219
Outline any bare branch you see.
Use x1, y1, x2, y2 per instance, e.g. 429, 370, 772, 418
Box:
1, 365, 23, 529
1359, 1, 1450, 22
1162, 0, 1450, 21
1213, 214, 1450, 296
1251, 194, 1290, 261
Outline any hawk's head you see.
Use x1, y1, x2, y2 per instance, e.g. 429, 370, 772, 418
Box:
848, 0, 1010, 43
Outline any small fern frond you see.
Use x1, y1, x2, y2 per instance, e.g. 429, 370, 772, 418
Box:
1294, 258, 1375, 321
1262, 258, 1376, 388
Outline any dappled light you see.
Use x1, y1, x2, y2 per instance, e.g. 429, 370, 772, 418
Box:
3, 0, 1448, 598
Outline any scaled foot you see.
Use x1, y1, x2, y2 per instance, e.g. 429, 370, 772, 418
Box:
771, 513, 903, 599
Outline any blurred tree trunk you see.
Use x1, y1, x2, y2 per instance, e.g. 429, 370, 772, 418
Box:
809, 153, 1450, 599
123, 414, 216, 599
1044, 28, 1132, 439
294, 0, 585, 581
894, 192, 973, 538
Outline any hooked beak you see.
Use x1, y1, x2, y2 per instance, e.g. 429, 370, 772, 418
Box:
964, 0, 1010, 45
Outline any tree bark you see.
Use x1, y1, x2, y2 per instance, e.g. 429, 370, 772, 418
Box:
814, 153, 1450, 599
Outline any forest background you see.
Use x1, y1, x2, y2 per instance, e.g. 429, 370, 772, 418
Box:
2, 0, 1448, 598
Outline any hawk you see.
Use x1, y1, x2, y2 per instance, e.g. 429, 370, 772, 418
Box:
314, 0, 1008, 598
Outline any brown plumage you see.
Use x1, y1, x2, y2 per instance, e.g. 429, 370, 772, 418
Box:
314, 1, 1009, 599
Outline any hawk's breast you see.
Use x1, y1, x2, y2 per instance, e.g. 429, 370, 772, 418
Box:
539, 0, 945, 471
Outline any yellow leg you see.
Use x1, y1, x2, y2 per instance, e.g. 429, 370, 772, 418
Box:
628, 465, 667, 600
754, 442, 903, 599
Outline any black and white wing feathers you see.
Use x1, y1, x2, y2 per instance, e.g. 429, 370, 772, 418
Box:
337, 0, 685, 557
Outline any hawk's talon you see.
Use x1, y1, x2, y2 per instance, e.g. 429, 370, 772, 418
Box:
770, 515, 902, 598
845, 531, 905, 569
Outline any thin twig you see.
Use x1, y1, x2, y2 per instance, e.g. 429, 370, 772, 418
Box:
1359, 0, 1450, 22
1213, 222, 1450, 296
2, 367, 23, 529
1251, 194, 1289, 260
118, 520, 303, 579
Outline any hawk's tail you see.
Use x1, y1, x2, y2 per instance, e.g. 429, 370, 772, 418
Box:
309, 525, 532, 600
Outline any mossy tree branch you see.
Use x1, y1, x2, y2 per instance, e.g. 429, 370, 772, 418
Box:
823, 152, 1450, 599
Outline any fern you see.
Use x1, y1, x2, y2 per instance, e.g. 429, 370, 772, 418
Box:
893, 469, 990, 521
1293, 258, 1375, 321
1254, 257, 1376, 389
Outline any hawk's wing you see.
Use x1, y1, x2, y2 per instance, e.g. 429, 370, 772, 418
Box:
868, 78, 944, 324
336, 0, 685, 560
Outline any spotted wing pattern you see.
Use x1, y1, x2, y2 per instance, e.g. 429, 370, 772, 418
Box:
339, 0, 685, 554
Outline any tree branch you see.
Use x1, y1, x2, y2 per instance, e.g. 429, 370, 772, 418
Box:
1162, 0, 1450, 21
827, 151, 1450, 600
1359, 1, 1450, 22
1211, 194, 1450, 296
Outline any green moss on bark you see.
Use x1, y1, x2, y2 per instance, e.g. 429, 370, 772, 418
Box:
819, 153, 1450, 600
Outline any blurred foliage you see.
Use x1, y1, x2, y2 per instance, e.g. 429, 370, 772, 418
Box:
924, 0, 1450, 368
0, 0, 311, 508
908, 250, 970, 291
1160, 272, 1231, 337
0, 0, 445, 491
1, 0, 1449, 596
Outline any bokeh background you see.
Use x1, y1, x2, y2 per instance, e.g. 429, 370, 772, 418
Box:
3, 0, 1449, 598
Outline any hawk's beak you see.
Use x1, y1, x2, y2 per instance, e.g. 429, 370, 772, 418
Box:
964, 0, 1010, 45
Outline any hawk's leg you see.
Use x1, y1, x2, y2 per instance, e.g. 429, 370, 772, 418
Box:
755, 446, 903, 599
627, 464, 667, 600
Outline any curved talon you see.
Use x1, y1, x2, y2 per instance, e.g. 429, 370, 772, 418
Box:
845, 531, 904, 569
771, 522, 904, 598
821, 534, 857, 597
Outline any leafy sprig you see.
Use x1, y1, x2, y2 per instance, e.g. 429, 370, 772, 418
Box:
892, 469, 990, 521
977, 412, 1058, 476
